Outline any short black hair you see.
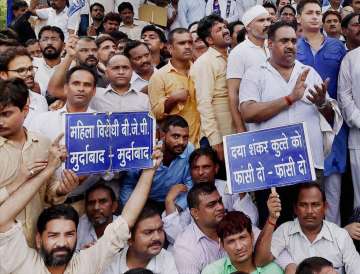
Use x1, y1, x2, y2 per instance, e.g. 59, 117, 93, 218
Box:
294, 182, 326, 205
217, 211, 252, 242
268, 20, 297, 40
0, 78, 29, 110
263, 2, 277, 13
123, 40, 150, 59
132, 202, 160, 235
124, 269, 154, 274
37, 204, 79, 234
0, 46, 31, 72
0, 29, 19, 41
197, 14, 225, 46
109, 31, 128, 43
65, 66, 97, 86
160, 115, 189, 133
295, 257, 333, 274
322, 9, 341, 23
38, 25, 65, 42
188, 21, 199, 31
95, 34, 116, 48
237, 27, 247, 43
168, 28, 190, 44
187, 183, 218, 209
118, 2, 134, 14
141, 25, 167, 43
90, 2, 104, 12
24, 39, 39, 47
296, 0, 321, 15
12, 0, 28, 11
85, 183, 116, 204
189, 147, 219, 167
0, 38, 20, 49
280, 4, 296, 16
228, 21, 244, 36
341, 12, 359, 28
103, 12, 122, 24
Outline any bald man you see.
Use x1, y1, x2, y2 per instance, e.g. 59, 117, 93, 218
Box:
90, 54, 150, 112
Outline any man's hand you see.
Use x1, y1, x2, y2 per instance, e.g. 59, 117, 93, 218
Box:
345, 222, 360, 240
81, 241, 96, 249
289, 69, 310, 103
20, 161, 48, 181
166, 184, 188, 203
306, 78, 330, 108
212, 143, 224, 162
65, 35, 78, 58
56, 169, 80, 196
267, 189, 281, 222
87, 25, 97, 36
49, 99, 65, 111
47, 133, 67, 169
152, 142, 163, 169
171, 88, 189, 103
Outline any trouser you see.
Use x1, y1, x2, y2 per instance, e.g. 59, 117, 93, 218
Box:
324, 173, 342, 225
350, 149, 360, 208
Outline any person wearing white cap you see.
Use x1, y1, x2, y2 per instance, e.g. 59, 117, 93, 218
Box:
226, 5, 271, 134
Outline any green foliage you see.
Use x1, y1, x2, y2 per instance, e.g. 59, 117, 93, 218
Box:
0, 0, 6, 29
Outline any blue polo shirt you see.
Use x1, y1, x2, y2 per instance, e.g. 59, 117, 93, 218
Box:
119, 143, 194, 209
297, 36, 347, 175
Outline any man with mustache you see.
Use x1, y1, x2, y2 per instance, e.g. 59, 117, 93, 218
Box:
296, 0, 346, 226
239, 21, 342, 225
255, 183, 360, 274
76, 183, 118, 251
33, 25, 64, 97
95, 35, 117, 80
227, 5, 271, 135
0, 46, 48, 128
87, 3, 105, 37
118, 2, 147, 41
341, 12, 360, 51
322, 10, 343, 40
103, 204, 178, 274
148, 28, 201, 146
190, 14, 234, 163
0, 137, 164, 274
124, 40, 155, 94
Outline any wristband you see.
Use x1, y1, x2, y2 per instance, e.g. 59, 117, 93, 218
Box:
284, 96, 293, 106
268, 219, 276, 227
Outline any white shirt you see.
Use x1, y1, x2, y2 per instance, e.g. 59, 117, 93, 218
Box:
35, 7, 70, 41
168, 3, 182, 31
271, 219, 360, 274
338, 46, 360, 149
205, 0, 239, 23
90, 85, 150, 113
226, 37, 270, 80
118, 19, 148, 40
76, 214, 117, 251
33, 57, 62, 96
24, 91, 48, 129
239, 60, 343, 169
130, 68, 157, 93
103, 246, 179, 274
162, 179, 259, 244
116, 0, 145, 19
178, 0, 206, 28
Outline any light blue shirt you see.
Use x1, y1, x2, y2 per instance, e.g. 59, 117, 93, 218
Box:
178, 0, 206, 28
119, 143, 194, 209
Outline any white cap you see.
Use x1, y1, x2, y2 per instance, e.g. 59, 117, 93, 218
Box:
242, 5, 269, 27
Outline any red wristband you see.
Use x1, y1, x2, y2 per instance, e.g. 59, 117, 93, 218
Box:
268, 219, 276, 227
284, 96, 293, 106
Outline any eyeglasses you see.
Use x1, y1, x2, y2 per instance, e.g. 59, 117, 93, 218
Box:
7, 66, 38, 76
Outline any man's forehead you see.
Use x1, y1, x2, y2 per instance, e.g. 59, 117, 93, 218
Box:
275, 26, 297, 39
199, 190, 220, 203
108, 55, 130, 66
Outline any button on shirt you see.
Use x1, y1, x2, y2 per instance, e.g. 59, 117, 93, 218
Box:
271, 219, 360, 274
35, 7, 70, 41
239, 60, 343, 169
24, 91, 48, 129
178, 0, 206, 28
226, 37, 270, 80
33, 57, 62, 96
148, 61, 201, 146
90, 85, 150, 113
173, 221, 227, 274
191, 47, 235, 146
0, 216, 130, 274
103, 246, 179, 274
338, 46, 360, 149
119, 143, 194, 209
297, 36, 347, 175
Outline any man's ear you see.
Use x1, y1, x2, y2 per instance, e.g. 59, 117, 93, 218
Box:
35, 232, 42, 250
190, 207, 199, 221
0, 71, 9, 80
205, 36, 213, 47
22, 98, 30, 117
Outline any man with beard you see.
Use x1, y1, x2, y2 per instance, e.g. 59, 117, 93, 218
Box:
33, 26, 64, 97
190, 14, 234, 163
0, 138, 164, 274
87, 3, 105, 37
148, 28, 200, 145
239, 21, 342, 225
341, 13, 360, 50
227, 5, 271, 134
119, 115, 194, 213
202, 211, 283, 274
296, 0, 346, 226
103, 204, 178, 274
47, 35, 108, 100
124, 40, 154, 94
76, 184, 118, 251
0, 47, 48, 128
95, 35, 117, 79
102, 12, 122, 35
118, 2, 147, 40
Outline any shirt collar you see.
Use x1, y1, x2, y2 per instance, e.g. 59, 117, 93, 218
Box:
59, 105, 95, 114
165, 60, 193, 74
207, 46, 228, 59
289, 218, 333, 242
105, 84, 138, 96
244, 37, 268, 49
